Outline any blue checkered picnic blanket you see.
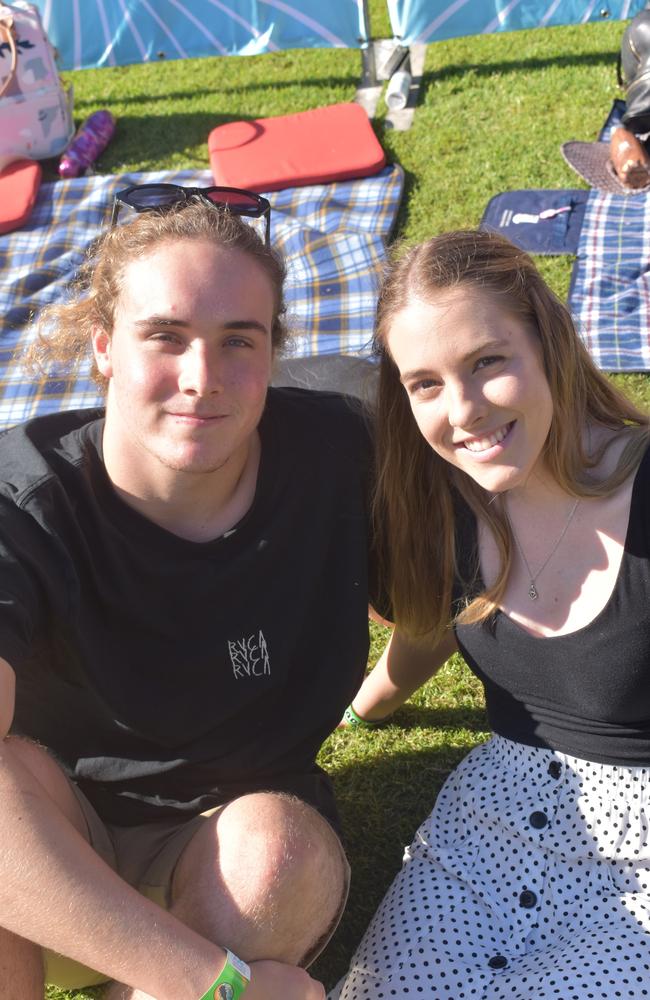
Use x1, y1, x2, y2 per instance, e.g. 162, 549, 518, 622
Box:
0, 164, 403, 429
568, 102, 650, 371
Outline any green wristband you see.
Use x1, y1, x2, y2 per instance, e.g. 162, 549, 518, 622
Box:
199, 950, 251, 1000
343, 704, 387, 728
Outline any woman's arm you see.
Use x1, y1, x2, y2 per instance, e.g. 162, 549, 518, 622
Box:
350, 627, 458, 722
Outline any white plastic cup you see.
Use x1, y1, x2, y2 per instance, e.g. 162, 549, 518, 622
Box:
385, 70, 412, 112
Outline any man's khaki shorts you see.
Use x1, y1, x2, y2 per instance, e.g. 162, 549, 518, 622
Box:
45, 783, 220, 989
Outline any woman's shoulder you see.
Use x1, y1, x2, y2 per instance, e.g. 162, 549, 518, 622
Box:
586, 424, 650, 487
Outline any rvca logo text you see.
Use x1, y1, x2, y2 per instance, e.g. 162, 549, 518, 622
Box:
228, 631, 270, 679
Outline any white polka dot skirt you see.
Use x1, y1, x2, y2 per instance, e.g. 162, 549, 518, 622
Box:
330, 735, 650, 999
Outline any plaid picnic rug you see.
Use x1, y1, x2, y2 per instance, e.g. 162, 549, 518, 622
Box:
0, 164, 403, 429
568, 102, 650, 371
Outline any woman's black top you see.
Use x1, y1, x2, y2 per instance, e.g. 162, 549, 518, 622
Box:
455, 446, 650, 766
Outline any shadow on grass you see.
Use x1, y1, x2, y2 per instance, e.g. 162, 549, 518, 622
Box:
426, 47, 617, 83
97, 111, 260, 170
392, 702, 488, 731
312, 731, 487, 990
71, 75, 361, 111
409, 48, 619, 109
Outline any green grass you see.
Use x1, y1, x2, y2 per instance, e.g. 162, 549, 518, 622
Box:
43, 10, 650, 998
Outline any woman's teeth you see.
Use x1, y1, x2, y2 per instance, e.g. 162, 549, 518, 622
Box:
464, 423, 511, 453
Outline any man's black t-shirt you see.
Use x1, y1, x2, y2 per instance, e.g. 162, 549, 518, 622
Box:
5, 388, 374, 826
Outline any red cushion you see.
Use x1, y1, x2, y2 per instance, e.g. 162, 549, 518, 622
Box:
208, 103, 386, 193
0, 159, 42, 235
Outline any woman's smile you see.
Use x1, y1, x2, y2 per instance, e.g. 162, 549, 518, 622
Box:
457, 420, 515, 455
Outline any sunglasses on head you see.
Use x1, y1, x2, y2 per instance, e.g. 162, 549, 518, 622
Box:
110, 183, 272, 245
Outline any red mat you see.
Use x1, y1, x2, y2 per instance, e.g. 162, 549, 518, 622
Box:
209, 103, 386, 193
0, 159, 42, 235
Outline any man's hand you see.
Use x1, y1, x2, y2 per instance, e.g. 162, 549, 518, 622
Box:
247, 959, 326, 1000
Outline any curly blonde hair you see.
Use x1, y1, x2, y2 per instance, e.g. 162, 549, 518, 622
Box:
24, 200, 288, 391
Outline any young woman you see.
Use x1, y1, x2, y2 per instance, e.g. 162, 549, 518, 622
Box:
334, 230, 650, 999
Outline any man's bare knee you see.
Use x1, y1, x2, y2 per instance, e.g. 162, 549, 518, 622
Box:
172, 792, 348, 965
218, 792, 346, 896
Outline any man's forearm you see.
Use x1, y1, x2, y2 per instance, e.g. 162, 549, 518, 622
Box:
0, 737, 224, 1000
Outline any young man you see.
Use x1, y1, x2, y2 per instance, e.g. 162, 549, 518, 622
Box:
0, 195, 377, 1000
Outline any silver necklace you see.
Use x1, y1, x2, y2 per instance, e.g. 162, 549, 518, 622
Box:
506, 497, 580, 601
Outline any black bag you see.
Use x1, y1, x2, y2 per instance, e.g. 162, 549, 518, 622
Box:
619, 3, 650, 133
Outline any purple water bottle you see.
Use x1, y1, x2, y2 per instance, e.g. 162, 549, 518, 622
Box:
58, 110, 116, 178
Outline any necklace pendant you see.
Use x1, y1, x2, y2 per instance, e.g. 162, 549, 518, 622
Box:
528, 582, 539, 601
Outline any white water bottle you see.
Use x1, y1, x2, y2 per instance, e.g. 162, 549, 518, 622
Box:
385, 70, 412, 111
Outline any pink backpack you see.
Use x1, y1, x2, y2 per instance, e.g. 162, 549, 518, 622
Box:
0, 1, 73, 162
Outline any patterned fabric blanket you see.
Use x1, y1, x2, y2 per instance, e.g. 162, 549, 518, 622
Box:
568, 102, 650, 371
0, 164, 402, 429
